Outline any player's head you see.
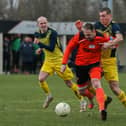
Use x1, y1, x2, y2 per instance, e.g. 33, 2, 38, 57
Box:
37, 16, 48, 33
99, 7, 112, 26
82, 23, 96, 41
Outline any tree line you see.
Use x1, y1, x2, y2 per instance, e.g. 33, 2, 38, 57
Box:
0, 0, 125, 22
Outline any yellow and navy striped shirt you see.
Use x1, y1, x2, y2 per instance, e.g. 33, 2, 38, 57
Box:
94, 21, 121, 59
34, 28, 63, 62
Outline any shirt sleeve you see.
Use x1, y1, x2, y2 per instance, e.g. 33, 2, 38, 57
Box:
112, 23, 122, 35
38, 30, 57, 52
96, 37, 109, 45
102, 37, 110, 42
62, 33, 79, 64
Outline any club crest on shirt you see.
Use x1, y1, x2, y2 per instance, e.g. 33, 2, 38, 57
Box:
89, 44, 95, 48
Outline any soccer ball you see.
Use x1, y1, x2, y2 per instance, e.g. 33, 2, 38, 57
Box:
55, 102, 71, 117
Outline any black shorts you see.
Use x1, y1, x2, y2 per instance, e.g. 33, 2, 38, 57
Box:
75, 62, 100, 84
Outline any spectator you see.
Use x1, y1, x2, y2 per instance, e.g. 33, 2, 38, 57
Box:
3, 35, 11, 74
20, 36, 34, 74
11, 34, 21, 73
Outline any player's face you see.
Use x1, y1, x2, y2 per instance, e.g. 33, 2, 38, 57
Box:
83, 29, 96, 41
99, 11, 112, 26
37, 18, 48, 33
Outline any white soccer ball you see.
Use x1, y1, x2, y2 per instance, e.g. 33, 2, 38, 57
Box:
55, 102, 71, 117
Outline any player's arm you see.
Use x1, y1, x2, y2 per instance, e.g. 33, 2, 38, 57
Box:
75, 20, 84, 32
61, 34, 79, 72
101, 34, 123, 49
38, 31, 57, 52
34, 32, 41, 44
110, 23, 123, 46
98, 37, 112, 49
111, 33, 123, 45
100, 26, 123, 49
34, 33, 43, 54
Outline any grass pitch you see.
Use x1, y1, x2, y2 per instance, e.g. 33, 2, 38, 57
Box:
0, 73, 126, 126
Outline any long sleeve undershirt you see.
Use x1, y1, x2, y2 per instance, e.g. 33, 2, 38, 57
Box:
37, 30, 57, 52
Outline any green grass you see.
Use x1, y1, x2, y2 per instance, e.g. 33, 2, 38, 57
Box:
0, 73, 126, 126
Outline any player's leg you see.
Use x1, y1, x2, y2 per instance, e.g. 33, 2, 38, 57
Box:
85, 82, 111, 110
39, 71, 50, 95
90, 67, 107, 120
88, 83, 96, 95
39, 61, 54, 108
86, 82, 96, 109
55, 62, 88, 112
91, 79, 105, 110
79, 84, 95, 111
64, 79, 95, 112
109, 80, 126, 107
74, 65, 95, 111
103, 58, 126, 107
64, 80, 84, 101
56, 64, 84, 101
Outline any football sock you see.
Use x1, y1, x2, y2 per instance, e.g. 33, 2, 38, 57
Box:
88, 86, 108, 100
39, 81, 51, 95
96, 88, 105, 111
71, 83, 84, 101
118, 90, 126, 107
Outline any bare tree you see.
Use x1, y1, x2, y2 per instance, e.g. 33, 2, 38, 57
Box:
0, 0, 125, 22
113, 0, 126, 22
6, 0, 18, 19
13, 0, 48, 20
47, 0, 73, 21
0, 0, 8, 19
71, 0, 101, 21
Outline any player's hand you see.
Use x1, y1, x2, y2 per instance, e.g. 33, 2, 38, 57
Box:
36, 48, 42, 55
75, 20, 83, 32
61, 64, 66, 73
34, 38, 40, 44
102, 42, 112, 49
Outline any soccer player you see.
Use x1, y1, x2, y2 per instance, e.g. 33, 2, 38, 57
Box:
74, 20, 112, 110
61, 23, 112, 120
74, 20, 96, 110
34, 16, 85, 109
94, 7, 126, 107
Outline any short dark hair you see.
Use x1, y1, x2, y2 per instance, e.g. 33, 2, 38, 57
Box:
83, 23, 95, 31
100, 7, 111, 14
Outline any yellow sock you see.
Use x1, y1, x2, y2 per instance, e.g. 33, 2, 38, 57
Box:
71, 83, 84, 101
88, 85, 96, 95
118, 90, 126, 107
104, 94, 107, 101
39, 81, 51, 95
